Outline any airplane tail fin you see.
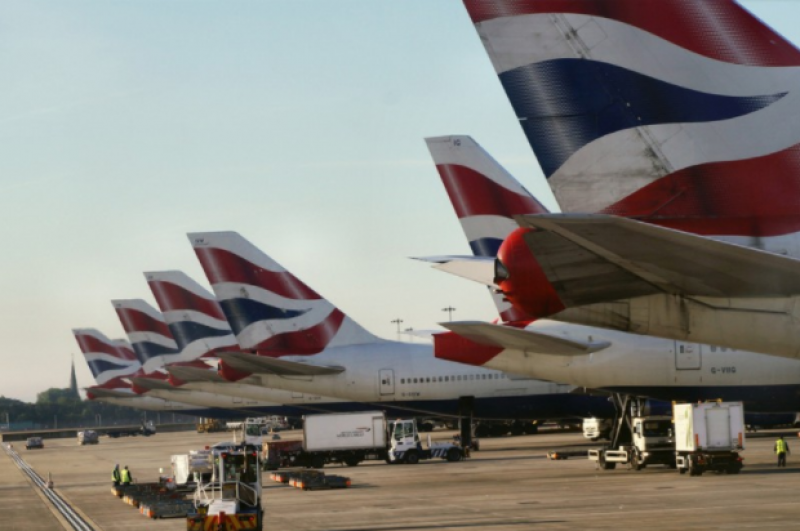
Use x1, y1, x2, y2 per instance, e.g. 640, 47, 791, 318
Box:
145, 270, 240, 359
72, 328, 140, 386
465, 0, 800, 240
188, 231, 382, 354
111, 299, 181, 371
425, 135, 555, 322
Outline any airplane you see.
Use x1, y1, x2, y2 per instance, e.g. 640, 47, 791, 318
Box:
424, 135, 800, 412
144, 269, 377, 414
110, 298, 306, 416
73, 328, 214, 414
458, 0, 800, 361
187, 230, 616, 423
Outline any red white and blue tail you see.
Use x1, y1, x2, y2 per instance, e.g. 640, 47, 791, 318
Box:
145, 270, 240, 360
72, 328, 140, 387
426, 135, 548, 322
189, 231, 381, 354
465, 0, 800, 244
111, 299, 181, 372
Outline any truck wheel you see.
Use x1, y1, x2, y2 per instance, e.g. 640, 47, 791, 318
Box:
404, 451, 419, 465
344, 456, 360, 467
446, 448, 462, 462
601, 461, 616, 470
311, 455, 325, 469
679, 468, 687, 475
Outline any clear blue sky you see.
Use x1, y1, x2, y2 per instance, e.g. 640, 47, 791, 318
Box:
0, 1, 793, 401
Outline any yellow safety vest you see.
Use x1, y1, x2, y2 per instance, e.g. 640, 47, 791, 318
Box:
776, 439, 788, 453
112, 468, 120, 482
120, 469, 131, 484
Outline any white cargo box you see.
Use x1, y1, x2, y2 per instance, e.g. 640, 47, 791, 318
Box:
674, 402, 745, 453
303, 411, 387, 452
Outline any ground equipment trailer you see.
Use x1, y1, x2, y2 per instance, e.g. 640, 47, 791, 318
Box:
262, 411, 464, 468
186, 445, 263, 531
674, 402, 745, 476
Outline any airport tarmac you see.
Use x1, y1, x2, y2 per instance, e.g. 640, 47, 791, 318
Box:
5, 428, 800, 530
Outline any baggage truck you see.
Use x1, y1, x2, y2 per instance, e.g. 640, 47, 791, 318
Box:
674, 402, 745, 476
262, 411, 464, 468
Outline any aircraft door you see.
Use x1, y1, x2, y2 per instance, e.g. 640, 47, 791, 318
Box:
379, 369, 395, 396
675, 342, 701, 370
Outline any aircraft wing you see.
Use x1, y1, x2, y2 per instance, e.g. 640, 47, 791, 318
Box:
166, 365, 227, 383
84, 387, 135, 399
130, 377, 183, 391
412, 255, 495, 285
217, 352, 345, 376
441, 321, 610, 356
516, 214, 800, 305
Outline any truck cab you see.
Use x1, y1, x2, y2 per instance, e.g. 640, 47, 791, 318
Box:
629, 416, 675, 469
386, 419, 463, 464
583, 418, 611, 441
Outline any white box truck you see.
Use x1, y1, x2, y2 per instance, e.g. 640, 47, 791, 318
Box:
263, 411, 464, 468
674, 402, 745, 476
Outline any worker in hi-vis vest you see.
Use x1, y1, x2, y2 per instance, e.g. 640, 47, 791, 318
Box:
120, 465, 133, 485
775, 436, 790, 467
111, 464, 121, 486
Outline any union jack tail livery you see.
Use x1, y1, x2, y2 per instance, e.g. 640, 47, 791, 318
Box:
111, 299, 181, 372
189, 231, 381, 355
72, 328, 140, 388
145, 270, 240, 360
426, 134, 561, 321
465, 0, 800, 244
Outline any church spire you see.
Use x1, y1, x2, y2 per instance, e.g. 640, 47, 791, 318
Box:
69, 354, 78, 398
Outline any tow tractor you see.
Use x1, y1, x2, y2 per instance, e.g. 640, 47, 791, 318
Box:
386, 418, 464, 464
186, 445, 263, 531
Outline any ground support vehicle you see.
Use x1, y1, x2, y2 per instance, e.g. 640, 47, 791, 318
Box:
171, 449, 214, 489
583, 418, 611, 441
196, 419, 225, 434
186, 445, 263, 531
588, 395, 676, 470
262, 412, 465, 469
77, 430, 99, 445
674, 402, 745, 476
105, 421, 156, 438
25, 437, 43, 450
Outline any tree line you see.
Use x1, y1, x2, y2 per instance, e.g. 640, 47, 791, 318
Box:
0, 388, 195, 430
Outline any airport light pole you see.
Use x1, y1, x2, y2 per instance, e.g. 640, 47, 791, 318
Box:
391, 318, 404, 341
442, 306, 456, 322
404, 327, 414, 342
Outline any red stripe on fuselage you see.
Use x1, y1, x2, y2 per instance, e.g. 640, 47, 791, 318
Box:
438, 163, 548, 219
149, 280, 227, 321
194, 247, 321, 301
463, 0, 800, 67
604, 144, 800, 237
